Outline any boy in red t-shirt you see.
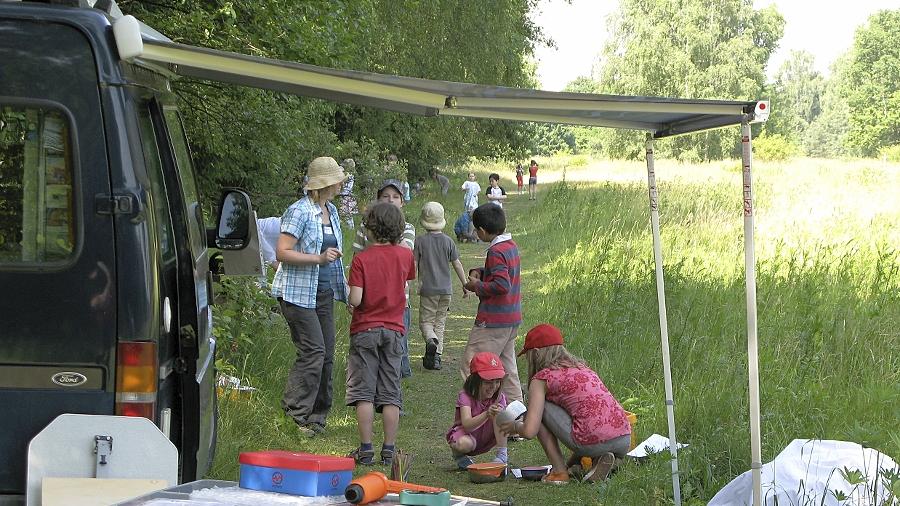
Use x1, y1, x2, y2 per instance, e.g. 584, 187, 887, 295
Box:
346, 202, 416, 466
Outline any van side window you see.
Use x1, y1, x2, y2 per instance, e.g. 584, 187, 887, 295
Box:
137, 108, 174, 259
0, 106, 75, 263
162, 108, 204, 253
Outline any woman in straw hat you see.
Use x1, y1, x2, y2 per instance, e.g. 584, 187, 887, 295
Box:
272, 156, 350, 437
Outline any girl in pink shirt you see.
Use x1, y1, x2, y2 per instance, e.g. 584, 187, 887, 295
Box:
446, 352, 509, 469
500, 324, 631, 485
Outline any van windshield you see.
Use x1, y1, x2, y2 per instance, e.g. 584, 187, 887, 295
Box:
0, 105, 75, 263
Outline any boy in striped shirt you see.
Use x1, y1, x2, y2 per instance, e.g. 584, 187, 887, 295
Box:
461, 203, 523, 402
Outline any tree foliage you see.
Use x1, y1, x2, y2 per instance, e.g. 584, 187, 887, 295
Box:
576, 0, 784, 160
762, 51, 823, 154
119, 0, 544, 212
843, 9, 900, 156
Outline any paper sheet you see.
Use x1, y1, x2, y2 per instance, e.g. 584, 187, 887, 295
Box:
626, 433, 688, 458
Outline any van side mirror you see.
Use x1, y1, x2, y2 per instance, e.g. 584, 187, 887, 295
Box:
213, 189, 252, 250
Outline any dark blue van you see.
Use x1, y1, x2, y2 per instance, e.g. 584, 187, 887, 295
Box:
0, 2, 255, 501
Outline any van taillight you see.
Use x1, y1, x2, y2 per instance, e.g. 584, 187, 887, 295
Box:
115, 341, 158, 422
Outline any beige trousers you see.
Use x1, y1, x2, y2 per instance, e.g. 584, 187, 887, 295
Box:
418, 294, 452, 354
460, 325, 523, 402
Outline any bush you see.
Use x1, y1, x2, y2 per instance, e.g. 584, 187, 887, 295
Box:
880, 144, 900, 162
754, 134, 801, 161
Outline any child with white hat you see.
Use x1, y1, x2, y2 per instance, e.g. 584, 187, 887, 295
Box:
413, 202, 469, 370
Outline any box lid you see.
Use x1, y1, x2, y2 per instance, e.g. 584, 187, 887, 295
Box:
239, 451, 354, 472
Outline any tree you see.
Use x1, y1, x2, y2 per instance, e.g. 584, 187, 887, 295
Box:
804, 55, 851, 158
762, 51, 824, 152
844, 9, 900, 156
589, 0, 784, 160
118, 0, 546, 209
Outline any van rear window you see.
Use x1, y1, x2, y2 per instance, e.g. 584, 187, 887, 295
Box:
0, 106, 75, 263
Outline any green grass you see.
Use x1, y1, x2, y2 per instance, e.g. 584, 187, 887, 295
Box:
209, 156, 900, 505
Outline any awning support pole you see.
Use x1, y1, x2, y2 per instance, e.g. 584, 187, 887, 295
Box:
741, 117, 763, 506
645, 135, 682, 506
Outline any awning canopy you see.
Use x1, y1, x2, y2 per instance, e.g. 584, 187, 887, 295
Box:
114, 16, 768, 138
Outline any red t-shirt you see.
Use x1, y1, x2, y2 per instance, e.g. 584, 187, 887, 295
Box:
528, 164, 538, 177
348, 244, 416, 334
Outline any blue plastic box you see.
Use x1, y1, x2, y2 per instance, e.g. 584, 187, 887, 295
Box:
239, 450, 355, 497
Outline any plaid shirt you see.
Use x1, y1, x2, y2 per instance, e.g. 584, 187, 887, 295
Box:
271, 197, 348, 308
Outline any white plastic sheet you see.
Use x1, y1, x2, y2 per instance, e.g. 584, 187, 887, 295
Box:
709, 439, 899, 506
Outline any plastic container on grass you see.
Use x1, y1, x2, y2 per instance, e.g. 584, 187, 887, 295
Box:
239, 450, 354, 497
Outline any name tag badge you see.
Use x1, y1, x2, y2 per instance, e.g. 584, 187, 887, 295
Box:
323, 225, 334, 235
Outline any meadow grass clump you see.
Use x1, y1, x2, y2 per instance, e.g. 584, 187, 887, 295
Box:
510, 157, 900, 502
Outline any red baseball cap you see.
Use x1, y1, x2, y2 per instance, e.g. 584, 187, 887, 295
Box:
469, 352, 506, 380
517, 323, 564, 356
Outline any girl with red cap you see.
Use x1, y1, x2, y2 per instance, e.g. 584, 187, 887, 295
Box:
445, 352, 509, 469
500, 323, 631, 484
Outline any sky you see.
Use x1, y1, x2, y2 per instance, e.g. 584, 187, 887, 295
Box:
530, 0, 899, 91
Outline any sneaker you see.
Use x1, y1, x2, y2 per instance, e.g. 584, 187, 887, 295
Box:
507, 435, 525, 443
380, 448, 394, 466
541, 470, 570, 485
347, 447, 375, 465
296, 425, 316, 437
303, 422, 326, 435
432, 353, 442, 370
583, 452, 616, 483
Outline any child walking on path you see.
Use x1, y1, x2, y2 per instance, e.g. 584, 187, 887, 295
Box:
500, 323, 632, 485
345, 202, 416, 466
414, 202, 469, 371
447, 352, 510, 469
352, 180, 416, 379
461, 172, 481, 212
461, 203, 523, 403
485, 173, 507, 208
515, 163, 525, 195
528, 159, 539, 200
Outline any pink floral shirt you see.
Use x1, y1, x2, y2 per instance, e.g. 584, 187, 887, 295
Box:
534, 365, 630, 445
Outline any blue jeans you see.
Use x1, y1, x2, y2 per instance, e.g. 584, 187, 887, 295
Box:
400, 306, 412, 378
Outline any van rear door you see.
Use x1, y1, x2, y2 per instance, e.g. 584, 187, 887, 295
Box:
0, 19, 115, 493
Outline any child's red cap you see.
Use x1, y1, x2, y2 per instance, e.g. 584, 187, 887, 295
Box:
518, 323, 564, 356
470, 352, 506, 380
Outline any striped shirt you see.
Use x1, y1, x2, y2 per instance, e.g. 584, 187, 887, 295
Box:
271, 197, 348, 308
352, 219, 415, 302
471, 234, 521, 327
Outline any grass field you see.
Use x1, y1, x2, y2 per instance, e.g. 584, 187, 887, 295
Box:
209, 155, 900, 505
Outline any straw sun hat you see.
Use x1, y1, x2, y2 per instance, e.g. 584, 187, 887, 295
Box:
420, 201, 446, 231
304, 156, 347, 191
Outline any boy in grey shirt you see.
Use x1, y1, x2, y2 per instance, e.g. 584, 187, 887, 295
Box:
414, 202, 469, 370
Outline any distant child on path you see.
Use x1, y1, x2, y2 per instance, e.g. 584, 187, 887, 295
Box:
461, 172, 481, 211
528, 160, 539, 200
485, 173, 507, 208
414, 202, 469, 370
461, 203, 523, 402
447, 352, 510, 469
500, 324, 632, 485
352, 180, 416, 378
515, 163, 525, 195
346, 202, 416, 466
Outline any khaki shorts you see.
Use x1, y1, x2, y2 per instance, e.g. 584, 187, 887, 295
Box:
346, 327, 403, 412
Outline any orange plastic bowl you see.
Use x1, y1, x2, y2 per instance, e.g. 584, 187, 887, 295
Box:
467, 462, 507, 483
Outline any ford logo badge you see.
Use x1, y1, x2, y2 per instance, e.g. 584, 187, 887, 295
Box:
51, 372, 87, 387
